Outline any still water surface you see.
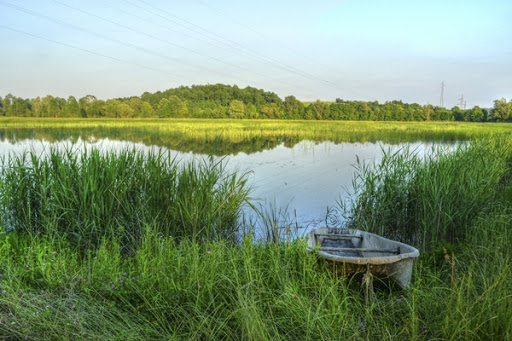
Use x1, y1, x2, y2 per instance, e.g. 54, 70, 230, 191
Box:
0, 135, 453, 236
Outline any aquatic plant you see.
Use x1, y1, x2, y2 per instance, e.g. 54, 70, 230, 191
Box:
0, 147, 251, 248
346, 135, 512, 251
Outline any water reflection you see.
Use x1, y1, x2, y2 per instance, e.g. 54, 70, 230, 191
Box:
0, 126, 463, 156
225, 140, 454, 236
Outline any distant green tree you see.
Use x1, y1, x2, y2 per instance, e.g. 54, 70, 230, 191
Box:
32, 97, 43, 117
468, 106, 484, 122
56, 97, 67, 111
104, 100, 135, 118
3, 94, 13, 116
8, 96, 31, 117
423, 104, 434, 121
117, 103, 135, 118
310, 100, 327, 120
356, 102, 372, 120
62, 96, 80, 117
124, 98, 142, 118
409, 103, 425, 121
140, 101, 155, 117
240, 86, 265, 106
168, 95, 188, 117
390, 101, 405, 121
141, 91, 159, 107
325, 103, 340, 120
228, 100, 245, 119
482, 108, 490, 122
338, 103, 357, 120
303, 105, 315, 120
211, 106, 227, 118
262, 90, 283, 105
104, 99, 121, 118
369, 101, 381, 120
79, 95, 98, 118
2, 84, 510, 122
492, 98, 512, 122
157, 98, 172, 118
88, 99, 106, 117
432, 107, 453, 121
452, 106, 464, 121
284, 95, 304, 118
381, 102, 397, 121
245, 103, 259, 119
260, 103, 282, 119
41, 95, 59, 117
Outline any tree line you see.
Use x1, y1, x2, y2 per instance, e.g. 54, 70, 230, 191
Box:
0, 84, 511, 122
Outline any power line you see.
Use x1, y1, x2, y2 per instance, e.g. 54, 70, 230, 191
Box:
0, 24, 182, 78
130, 0, 311, 74
116, 6, 227, 52
125, 0, 364, 97
50, 0, 257, 76
195, 0, 362, 97
48, 0, 316, 94
0, 1, 318, 98
1, 0, 365, 100
122, 0, 258, 59
195, 0, 335, 73
0, 0, 246, 83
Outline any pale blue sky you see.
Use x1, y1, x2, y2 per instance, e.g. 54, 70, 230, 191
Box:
1, 0, 511, 107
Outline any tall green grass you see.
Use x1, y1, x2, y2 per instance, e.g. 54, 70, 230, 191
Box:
0, 232, 363, 340
346, 134, 512, 251
1, 214, 511, 340
0, 147, 251, 248
0, 136, 511, 339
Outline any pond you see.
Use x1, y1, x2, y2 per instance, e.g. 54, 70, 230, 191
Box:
0, 126, 459, 237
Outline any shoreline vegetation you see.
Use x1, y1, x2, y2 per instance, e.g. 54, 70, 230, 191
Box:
1, 84, 511, 122
1, 119, 511, 155
1, 133, 511, 339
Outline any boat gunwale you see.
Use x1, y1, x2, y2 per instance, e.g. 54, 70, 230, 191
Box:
306, 228, 420, 265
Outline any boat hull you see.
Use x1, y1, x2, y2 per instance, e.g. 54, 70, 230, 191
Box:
307, 228, 420, 288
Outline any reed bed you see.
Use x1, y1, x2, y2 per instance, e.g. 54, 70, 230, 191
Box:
1, 119, 511, 155
346, 134, 512, 251
1, 134, 511, 340
0, 147, 251, 248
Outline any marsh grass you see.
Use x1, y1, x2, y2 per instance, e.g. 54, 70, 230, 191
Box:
1, 118, 511, 155
0, 147, 251, 248
346, 135, 512, 251
0, 232, 364, 340
1, 135, 512, 340
248, 201, 301, 243
1, 213, 511, 340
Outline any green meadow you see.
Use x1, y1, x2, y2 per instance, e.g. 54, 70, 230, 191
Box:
0, 119, 511, 340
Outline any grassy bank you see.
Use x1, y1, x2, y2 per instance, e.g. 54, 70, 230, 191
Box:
1, 136, 512, 340
1, 214, 511, 340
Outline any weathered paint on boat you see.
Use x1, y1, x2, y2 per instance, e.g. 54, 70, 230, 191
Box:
306, 228, 420, 288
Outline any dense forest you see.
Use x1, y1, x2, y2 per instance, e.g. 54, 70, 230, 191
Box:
0, 84, 511, 122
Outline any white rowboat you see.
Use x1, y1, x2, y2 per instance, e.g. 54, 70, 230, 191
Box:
306, 228, 420, 288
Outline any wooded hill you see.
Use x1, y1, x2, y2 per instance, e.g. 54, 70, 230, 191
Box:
1, 84, 511, 122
